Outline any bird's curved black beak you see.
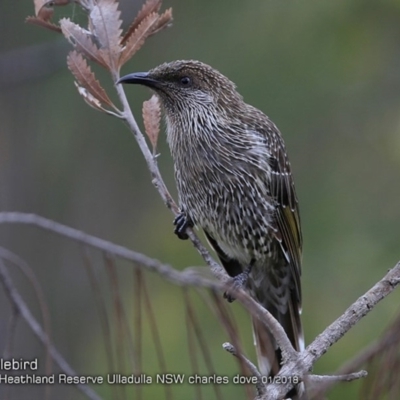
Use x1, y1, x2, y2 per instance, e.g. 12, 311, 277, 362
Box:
117, 72, 159, 88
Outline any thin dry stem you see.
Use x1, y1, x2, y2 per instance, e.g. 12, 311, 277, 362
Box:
223, 342, 262, 379
308, 370, 367, 385
0, 257, 103, 400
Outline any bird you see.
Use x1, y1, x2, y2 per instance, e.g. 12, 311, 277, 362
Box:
118, 60, 305, 398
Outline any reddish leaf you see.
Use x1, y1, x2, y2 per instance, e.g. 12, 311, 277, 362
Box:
121, 0, 161, 44
26, 16, 62, 33
33, 0, 72, 20
148, 8, 173, 37
75, 82, 105, 112
67, 50, 114, 108
28, 0, 67, 32
119, 12, 159, 67
61, 18, 109, 69
142, 95, 161, 151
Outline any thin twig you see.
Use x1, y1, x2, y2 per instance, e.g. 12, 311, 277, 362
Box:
233, 289, 297, 363
306, 262, 400, 363
223, 342, 262, 379
223, 342, 265, 397
0, 212, 224, 290
0, 258, 103, 400
0, 247, 54, 400
308, 370, 367, 385
0, 247, 53, 375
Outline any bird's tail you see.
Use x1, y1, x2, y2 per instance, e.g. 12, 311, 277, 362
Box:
252, 289, 305, 399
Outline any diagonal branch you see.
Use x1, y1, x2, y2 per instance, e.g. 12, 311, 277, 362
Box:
0, 212, 223, 290
306, 262, 400, 363
261, 262, 400, 399
0, 257, 103, 400
312, 298, 400, 399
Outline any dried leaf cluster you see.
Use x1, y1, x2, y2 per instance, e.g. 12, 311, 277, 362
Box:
27, 0, 168, 145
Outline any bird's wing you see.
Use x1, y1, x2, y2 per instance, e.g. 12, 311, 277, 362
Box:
265, 127, 303, 306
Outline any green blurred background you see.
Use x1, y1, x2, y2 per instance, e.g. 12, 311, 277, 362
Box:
1, 0, 400, 399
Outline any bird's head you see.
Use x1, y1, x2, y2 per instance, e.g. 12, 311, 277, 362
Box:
118, 60, 242, 114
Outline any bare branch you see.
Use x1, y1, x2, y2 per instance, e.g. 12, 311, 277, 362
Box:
223, 342, 262, 379
311, 317, 399, 399
0, 247, 53, 376
235, 289, 298, 364
260, 262, 400, 399
0, 258, 103, 400
223, 342, 265, 397
308, 370, 367, 385
0, 212, 220, 288
307, 370, 367, 399
306, 263, 400, 363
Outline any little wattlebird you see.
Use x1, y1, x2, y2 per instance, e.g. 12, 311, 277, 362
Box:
118, 60, 306, 398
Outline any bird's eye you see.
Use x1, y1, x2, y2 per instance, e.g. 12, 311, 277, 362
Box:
180, 76, 192, 86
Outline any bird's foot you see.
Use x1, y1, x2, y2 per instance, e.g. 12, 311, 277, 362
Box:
224, 263, 254, 303
173, 211, 193, 240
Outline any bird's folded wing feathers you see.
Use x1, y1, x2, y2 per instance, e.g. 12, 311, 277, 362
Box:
266, 133, 302, 305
